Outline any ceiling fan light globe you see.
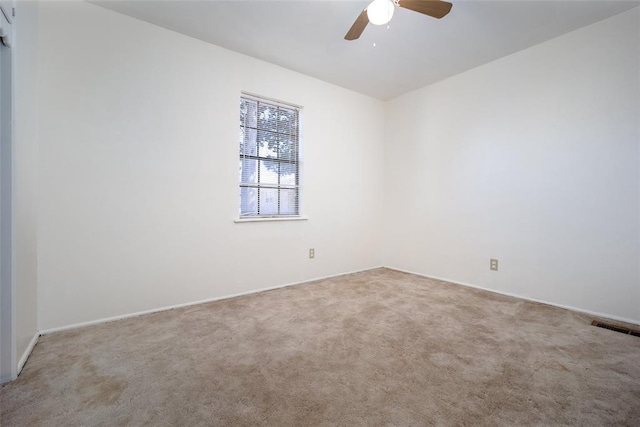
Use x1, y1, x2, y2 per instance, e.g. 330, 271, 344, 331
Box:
367, 0, 395, 26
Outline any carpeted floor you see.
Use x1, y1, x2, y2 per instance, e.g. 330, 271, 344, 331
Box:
2, 268, 639, 426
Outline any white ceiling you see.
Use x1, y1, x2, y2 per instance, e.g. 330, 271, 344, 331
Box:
91, 0, 640, 100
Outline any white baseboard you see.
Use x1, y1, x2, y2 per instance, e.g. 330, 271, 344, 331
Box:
386, 266, 640, 327
39, 266, 384, 335
17, 332, 40, 375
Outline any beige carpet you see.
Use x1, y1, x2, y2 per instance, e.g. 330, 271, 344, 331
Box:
2, 268, 639, 426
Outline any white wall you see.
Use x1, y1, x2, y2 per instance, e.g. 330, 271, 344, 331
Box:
36, 1, 384, 331
383, 8, 640, 323
14, 0, 39, 371
34, 2, 640, 331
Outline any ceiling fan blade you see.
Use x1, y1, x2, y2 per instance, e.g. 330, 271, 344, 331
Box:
398, 0, 453, 19
345, 9, 369, 40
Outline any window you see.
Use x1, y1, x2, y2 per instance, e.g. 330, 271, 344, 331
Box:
239, 94, 300, 218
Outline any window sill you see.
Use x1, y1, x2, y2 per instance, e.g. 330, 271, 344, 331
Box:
234, 216, 309, 223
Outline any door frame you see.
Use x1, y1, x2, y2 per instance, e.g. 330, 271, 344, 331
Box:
0, 5, 15, 383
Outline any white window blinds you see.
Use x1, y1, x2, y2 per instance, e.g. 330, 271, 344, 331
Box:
239, 94, 300, 217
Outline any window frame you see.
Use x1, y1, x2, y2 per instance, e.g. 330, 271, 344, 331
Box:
238, 93, 302, 220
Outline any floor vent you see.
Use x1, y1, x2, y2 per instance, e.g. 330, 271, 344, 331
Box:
591, 320, 640, 337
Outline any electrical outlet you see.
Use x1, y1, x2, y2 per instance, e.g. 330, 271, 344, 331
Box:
490, 258, 498, 271
309, 248, 315, 259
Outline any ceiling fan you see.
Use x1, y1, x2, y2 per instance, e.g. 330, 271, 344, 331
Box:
345, 0, 453, 40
